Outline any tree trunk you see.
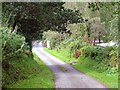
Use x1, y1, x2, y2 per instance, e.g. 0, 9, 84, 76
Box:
93, 38, 96, 46
12, 13, 20, 32
99, 32, 101, 43
25, 37, 33, 57
26, 38, 32, 51
12, 20, 17, 32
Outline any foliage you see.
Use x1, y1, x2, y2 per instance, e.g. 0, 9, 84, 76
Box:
63, 36, 83, 51
2, 27, 54, 88
79, 45, 118, 74
43, 30, 68, 49
88, 2, 119, 42
79, 45, 91, 57
2, 2, 83, 50
70, 39, 83, 51
2, 2, 119, 88
1, 27, 29, 87
88, 2, 119, 14
47, 29, 118, 74
1, 27, 28, 62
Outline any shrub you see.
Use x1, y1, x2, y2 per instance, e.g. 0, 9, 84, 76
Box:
1, 27, 34, 87
79, 45, 92, 57
79, 45, 118, 73
2, 28, 28, 61
103, 46, 115, 58
93, 46, 105, 61
90, 46, 116, 62
109, 50, 118, 67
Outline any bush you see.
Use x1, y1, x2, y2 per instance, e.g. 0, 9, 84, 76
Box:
79, 45, 118, 73
1, 27, 32, 87
79, 45, 94, 58
2, 28, 28, 61
68, 40, 80, 52
109, 50, 118, 67
93, 46, 105, 61
103, 46, 115, 58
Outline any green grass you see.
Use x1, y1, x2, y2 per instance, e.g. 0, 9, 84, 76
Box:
44, 48, 118, 88
73, 56, 118, 88
44, 48, 74, 62
5, 53, 54, 88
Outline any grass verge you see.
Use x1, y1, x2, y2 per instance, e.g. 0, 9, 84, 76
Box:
6, 53, 54, 88
44, 48, 74, 62
44, 48, 118, 88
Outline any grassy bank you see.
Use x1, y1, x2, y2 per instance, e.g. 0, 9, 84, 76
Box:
44, 48, 118, 88
5, 53, 54, 88
44, 48, 74, 62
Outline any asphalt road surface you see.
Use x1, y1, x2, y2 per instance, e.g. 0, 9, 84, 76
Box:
32, 41, 108, 89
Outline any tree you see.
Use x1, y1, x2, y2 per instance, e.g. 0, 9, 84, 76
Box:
2, 2, 83, 50
88, 2, 119, 42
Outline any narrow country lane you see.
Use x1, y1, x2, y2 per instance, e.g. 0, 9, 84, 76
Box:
32, 41, 108, 89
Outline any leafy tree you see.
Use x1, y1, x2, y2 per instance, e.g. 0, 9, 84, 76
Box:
88, 2, 119, 42
2, 2, 83, 50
